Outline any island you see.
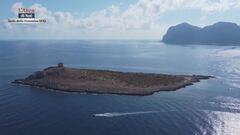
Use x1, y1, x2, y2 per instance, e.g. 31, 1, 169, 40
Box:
162, 22, 240, 45
12, 63, 214, 96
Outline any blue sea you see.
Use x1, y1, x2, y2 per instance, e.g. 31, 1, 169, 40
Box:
0, 40, 239, 135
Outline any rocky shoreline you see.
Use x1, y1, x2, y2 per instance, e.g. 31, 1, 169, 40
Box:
12, 63, 214, 96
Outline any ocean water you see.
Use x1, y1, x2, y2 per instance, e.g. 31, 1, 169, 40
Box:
0, 40, 239, 135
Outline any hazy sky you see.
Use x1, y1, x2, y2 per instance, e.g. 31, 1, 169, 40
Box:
0, 0, 240, 40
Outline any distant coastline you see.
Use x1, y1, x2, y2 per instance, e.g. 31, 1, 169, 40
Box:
162, 22, 240, 45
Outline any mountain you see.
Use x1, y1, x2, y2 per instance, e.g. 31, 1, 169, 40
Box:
162, 22, 240, 45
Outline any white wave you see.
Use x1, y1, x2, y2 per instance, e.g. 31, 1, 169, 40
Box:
94, 111, 159, 117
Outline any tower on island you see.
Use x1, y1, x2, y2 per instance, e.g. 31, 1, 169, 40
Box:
58, 62, 64, 68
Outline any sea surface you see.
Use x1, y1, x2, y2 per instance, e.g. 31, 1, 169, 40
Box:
0, 40, 239, 135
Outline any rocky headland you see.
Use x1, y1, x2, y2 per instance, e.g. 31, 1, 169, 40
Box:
162, 22, 240, 45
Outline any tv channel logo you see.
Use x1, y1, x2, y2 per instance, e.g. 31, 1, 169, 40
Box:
8, 7, 46, 24
18, 8, 35, 18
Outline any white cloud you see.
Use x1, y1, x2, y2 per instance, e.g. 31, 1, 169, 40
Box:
2, 0, 240, 39
140, 0, 240, 13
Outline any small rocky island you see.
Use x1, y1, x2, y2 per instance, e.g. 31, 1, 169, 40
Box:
13, 63, 214, 96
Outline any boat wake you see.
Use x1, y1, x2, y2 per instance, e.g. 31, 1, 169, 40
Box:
94, 111, 160, 117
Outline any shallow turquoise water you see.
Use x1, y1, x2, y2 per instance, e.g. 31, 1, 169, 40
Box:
0, 40, 239, 135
